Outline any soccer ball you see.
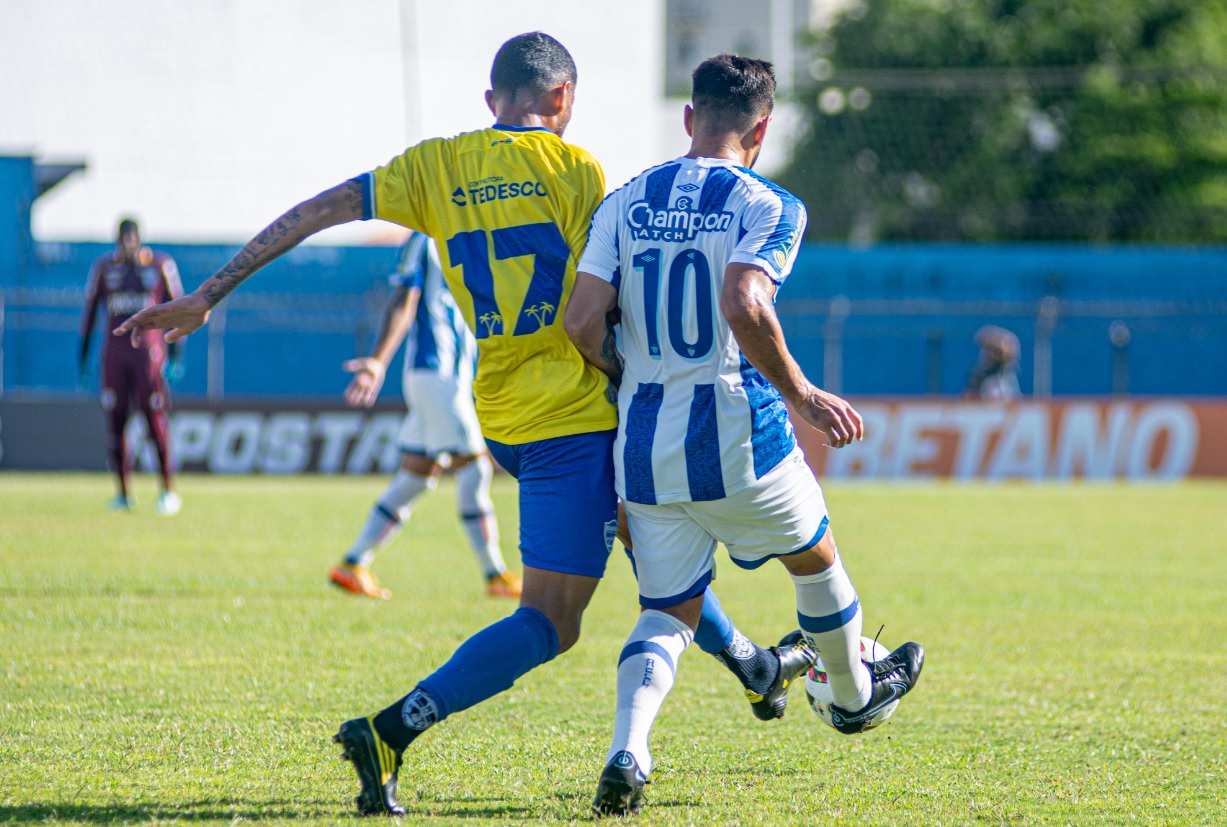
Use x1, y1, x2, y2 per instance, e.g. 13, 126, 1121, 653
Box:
804, 636, 897, 731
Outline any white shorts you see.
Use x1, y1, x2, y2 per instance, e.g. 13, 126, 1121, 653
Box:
623, 447, 829, 608
398, 371, 485, 457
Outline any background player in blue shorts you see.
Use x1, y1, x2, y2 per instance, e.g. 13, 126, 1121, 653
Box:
118, 34, 810, 816
567, 54, 926, 815
328, 232, 521, 600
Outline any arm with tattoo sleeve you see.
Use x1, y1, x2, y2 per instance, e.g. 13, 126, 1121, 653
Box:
114, 179, 366, 344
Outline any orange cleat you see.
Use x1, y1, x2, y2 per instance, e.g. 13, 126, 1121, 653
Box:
485, 571, 522, 599
329, 563, 391, 600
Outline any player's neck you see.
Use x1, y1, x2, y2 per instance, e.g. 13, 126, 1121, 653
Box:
685, 137, 751, 167
493, 112, 562, 137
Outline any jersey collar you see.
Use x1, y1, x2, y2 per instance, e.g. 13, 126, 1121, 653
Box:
492, 123, 555, 134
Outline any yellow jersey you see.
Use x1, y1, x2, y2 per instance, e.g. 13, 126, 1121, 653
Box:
355, 125, 617, 444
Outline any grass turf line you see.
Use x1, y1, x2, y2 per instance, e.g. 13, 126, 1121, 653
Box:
1, 473, 1225, 825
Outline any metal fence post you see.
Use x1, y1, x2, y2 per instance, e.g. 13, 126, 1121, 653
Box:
1033, 296, 1059, 399
824, 295, 850, 394
207, 304, 227, 401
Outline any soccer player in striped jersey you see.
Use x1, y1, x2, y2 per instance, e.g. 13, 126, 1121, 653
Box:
328, 231, 521, 601
566, 54, 927, 815
117, 34, 807, 816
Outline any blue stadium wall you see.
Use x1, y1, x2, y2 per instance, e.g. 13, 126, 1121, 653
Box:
2, 156, 1225, 399
6, 240, 1226, 399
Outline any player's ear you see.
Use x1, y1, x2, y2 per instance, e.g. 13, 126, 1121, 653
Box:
485, 89, 497, 117
683, 104, 695, 138
546, 81, 571, 115
748, 115, 771, 149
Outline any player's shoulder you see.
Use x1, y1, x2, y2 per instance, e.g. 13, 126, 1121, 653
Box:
728, 166, 806, 214
148, 249, 176, 267
600, 158, 687, 211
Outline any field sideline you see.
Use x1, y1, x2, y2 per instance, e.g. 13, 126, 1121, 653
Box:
2, 473, 1224, 825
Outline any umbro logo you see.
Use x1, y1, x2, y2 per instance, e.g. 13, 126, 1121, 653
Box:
677, 183, 699, 192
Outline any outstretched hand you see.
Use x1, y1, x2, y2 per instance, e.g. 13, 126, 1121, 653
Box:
794, 387, 864, 449
343, 357, 386, 408
113, 294, 212, 345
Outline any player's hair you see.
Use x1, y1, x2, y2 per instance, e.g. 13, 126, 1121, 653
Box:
490, 32, 576, 98
691, 54, 776, 135
117, 217, 140, 239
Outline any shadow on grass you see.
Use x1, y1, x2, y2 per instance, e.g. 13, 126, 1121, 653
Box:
0, 797, 547, 823
0, 800, 335, 823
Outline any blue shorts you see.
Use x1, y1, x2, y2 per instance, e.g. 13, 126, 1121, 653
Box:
486, 430, 618, 579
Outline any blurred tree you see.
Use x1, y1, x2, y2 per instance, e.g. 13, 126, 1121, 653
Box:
779, 0, 1227, 242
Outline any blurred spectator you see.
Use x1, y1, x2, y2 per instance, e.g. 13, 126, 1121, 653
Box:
965, 324, 1021, 400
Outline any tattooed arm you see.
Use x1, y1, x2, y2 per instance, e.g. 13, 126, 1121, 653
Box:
563, 271, 623, 389
114, 179, 366, 344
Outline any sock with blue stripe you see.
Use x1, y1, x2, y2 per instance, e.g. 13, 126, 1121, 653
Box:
372, 606, 559, 752
455, 456, 507, 578
606, 610, 693, 777
793, 552, 871, 710
344, 469, 435, 567
695, 587, 780, 695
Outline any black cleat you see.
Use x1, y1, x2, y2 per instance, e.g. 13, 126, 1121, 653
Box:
746, 630, 817, 721
333, 716, 406, 816
828, 641, 925, 735
592, 751, 648, 817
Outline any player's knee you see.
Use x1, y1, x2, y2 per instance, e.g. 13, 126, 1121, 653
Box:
779, 524, 838, 576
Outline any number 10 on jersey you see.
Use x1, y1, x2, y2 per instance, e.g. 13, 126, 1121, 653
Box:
632, 247, 715, 361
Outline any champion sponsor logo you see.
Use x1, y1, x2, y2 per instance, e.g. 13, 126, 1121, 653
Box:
626, 199, 733, 242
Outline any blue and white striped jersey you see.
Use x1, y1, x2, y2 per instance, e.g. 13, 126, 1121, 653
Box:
577, 156, 807, 505
391, 233, 476, 384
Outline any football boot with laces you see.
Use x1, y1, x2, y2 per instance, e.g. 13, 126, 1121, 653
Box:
746, 630, 817, 721
827, 641, 925, 735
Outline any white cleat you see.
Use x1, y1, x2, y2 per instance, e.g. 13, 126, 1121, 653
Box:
155, 490, 182, 517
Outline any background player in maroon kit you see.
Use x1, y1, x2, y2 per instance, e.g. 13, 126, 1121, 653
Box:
78, 218, 185, 514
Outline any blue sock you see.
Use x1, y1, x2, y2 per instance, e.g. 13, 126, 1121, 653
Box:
697, 587, 780, 695
372, 607, 559, 751
694, 586, 735, 654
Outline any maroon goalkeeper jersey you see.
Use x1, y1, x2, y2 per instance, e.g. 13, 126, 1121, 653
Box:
80, 247, 183, 361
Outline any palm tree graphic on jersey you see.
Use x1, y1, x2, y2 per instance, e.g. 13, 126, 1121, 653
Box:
478, 311, 504, 337
524, 301, 556, 330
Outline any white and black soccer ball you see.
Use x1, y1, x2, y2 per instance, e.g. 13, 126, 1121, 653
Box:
805, 636, 897, 731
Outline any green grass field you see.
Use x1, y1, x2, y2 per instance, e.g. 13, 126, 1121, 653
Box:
2, 473, 1225, 825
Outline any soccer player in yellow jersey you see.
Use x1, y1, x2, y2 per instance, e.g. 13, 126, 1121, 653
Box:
118, 33, 811, 816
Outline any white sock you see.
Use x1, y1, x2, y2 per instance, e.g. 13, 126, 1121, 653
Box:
793, 552, 871, 711
344, 469, 435, 567
606, 610, 693, 777
455, 457, 506, 578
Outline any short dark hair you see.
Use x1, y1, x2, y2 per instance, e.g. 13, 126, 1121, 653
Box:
117, 217, 139, 239
691, 54, 776, 134
490, 32, 577, 97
